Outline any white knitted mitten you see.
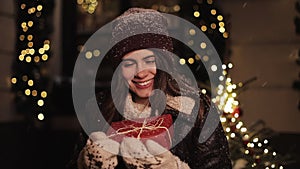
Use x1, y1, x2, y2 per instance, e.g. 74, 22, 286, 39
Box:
78, 132, 120, 169
120, 137, 190, 169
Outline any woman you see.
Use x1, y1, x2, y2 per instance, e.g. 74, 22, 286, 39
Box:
73, 8, 232, 169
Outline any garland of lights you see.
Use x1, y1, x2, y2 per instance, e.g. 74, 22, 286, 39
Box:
215, 66, 285, 169
12, 0, 52, 122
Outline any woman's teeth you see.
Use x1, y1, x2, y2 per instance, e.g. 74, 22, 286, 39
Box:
137, 80, 151, 86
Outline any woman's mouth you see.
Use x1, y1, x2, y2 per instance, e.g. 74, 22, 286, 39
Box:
134, 79, 153, 89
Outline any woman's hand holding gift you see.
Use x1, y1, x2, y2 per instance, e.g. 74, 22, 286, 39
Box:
120, 137, 190, 169
78, 132, 120, 169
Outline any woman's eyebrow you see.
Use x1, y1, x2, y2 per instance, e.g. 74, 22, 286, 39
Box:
122, 58, 136, 62
143, 55, 156, 60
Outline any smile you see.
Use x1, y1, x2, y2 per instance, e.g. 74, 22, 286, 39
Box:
133, 79, 153, 89
137, 80, 151, 86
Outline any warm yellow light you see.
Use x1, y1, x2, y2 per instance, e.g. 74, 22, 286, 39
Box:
200, 42, 206, 49
28, 7, 36, 14
32, 90, 37, 96
28, 21, 33, 27
11, 78, 17, 84
202, 55, 209, 62
188, 58, 194, 64
23, 27, 28, 32
217, 15, 223, 21
41, 91, 47, 98
37, 5, 43, 11
25, 89, 31, 96
179, 58, 186, 65
39, 48, 45, 54
28, 79, 34, 86
25, 56, 32, 63
211, 9, 217, 15
220, 117, 226, 123
21, 22, 27, 28
19, 55, 24, 61
245, 150, 249, 154
34, 56, 40, 62
38, 113, 44, 120
264, 149, 269, 154
230, 133, 235, 138
211, 65, 217, 72
37, 99, 44, 106
207, 0, 213, 4
223, 70, 227, 75
85, 51, 93, 59
223, 32, 229, 38
195, 54, 201, 60
29, 49, 35, 55
210, 23, 216, 29
44, 40, 50, 44
231, 118, 236, 123
77, 0, 84, 4
194, 11, 200, 17
253, 137, 259, 143
201, 25, 207, 32
241, 127, 247, 132
189, 29, 196, 36
28, 42, 33, 48
219, 27, 226, 33
219, 22, 225, 27
243, 134, 249, 140
41, 54, 48, 61
93, 50, 101, 57
173, 5, 180, 12
264, 139, 268, 144
19, 35, 25, 41
225, 127, 230, 132
44, 44, 50, 50
27, 35, 33, 41
21, 4, 26, 9
201, 89, 207, 94
236, 122, 243, 129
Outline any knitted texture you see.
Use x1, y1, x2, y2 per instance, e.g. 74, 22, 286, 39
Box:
107, 8, 173, 67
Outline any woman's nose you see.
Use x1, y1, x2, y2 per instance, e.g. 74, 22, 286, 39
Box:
135, 69, 147, 79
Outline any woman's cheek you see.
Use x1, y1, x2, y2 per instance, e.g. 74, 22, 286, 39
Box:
122, 68, 135, 80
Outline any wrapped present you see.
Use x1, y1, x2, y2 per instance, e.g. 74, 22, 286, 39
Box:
106, 114, 173, 149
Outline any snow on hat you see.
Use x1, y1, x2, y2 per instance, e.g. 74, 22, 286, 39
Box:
107, 8, 173, 67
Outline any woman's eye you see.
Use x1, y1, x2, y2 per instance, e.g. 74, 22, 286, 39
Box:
145, 60, 155, 64
122, 62, 135, 67
144, 57, 156, 64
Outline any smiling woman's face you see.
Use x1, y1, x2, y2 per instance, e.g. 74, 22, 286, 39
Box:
121, 49, 157, 104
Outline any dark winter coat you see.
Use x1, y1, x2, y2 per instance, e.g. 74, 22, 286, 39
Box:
68, 91, 232, 169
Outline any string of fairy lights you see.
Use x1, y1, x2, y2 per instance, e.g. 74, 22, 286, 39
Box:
214, 66, 284, 169
77, 0, 99, 14
11, 1, 51, 121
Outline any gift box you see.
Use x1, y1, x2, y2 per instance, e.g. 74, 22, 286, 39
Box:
106, 114, 174, 149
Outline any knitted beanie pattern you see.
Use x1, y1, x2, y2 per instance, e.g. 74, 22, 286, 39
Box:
108, 8, 173, 66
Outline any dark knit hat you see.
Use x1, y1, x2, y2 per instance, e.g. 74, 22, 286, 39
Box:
107, 8, 173, 67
